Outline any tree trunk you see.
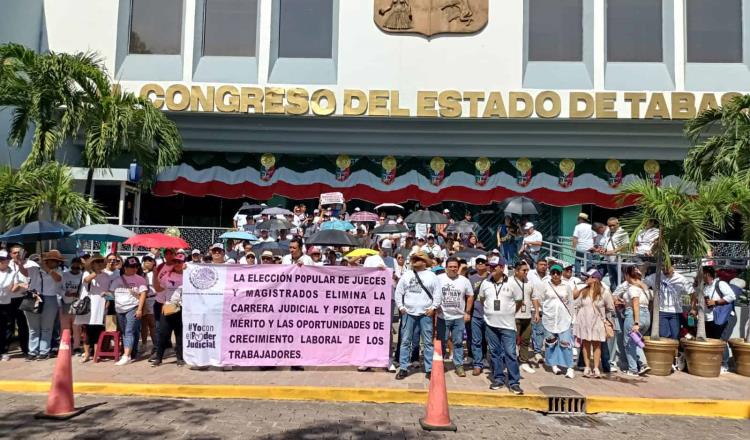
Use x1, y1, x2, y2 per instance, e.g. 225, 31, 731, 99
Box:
650, 249, 663, 340
694, 262, 708, 340
83, 167, 95, 200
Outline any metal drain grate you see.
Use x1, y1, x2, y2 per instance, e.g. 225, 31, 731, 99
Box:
547, 396, 587, 415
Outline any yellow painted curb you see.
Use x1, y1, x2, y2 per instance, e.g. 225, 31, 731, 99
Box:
0, 381, 748, 419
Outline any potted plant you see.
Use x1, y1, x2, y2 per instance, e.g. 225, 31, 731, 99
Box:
620, 177, 737, 376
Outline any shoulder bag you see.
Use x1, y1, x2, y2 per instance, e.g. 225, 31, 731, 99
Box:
19, 272, 44, 314
68, 277, 90, 315
590, 294, 614, 338
712, 280, 734, 326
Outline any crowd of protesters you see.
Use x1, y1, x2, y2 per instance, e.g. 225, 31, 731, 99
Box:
0, 206, 744, 394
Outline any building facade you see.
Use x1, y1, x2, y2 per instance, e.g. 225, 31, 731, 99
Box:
1, 0, 748, 233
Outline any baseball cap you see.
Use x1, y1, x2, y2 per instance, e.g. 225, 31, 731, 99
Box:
211, 243, 224, 251
0, 250, 9, 260
474, 256, 487, 264
308, 246, 321, 255
584, 268, 603, 280
176, 248, 186, 255
123, 257, 140, 268
550, 264, 564, 272
442, 209, 449, 214
354, 207, 361, 212
427, 234, 435, 239
380, 239, 393, 249
523, 222, 534, 230
417, 237, 425, 241
191, 249, 201, 255
173, 253, 186, 263
490, 249, 500, 255
488, 256, 506, 267
261, 250, 274, 258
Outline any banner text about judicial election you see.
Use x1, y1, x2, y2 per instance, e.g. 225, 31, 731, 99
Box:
181, 264, 393, 367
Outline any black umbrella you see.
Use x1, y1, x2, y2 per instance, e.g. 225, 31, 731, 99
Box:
454, 248, 488, 259
404, 210, 449, 225
372, 223, 409, 234
503, 197, 538, 215
255, 219, 293, 230
238, 203, 264, 215
0, 220, 74, 242
306, 230, 358, 247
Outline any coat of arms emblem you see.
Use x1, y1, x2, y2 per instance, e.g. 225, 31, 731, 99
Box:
374, 0, 488, 37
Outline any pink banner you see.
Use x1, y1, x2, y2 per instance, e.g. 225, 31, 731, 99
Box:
182, 264, 392, 367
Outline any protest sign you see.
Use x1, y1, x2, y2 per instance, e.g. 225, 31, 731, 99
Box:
182, 264, 392, 367
320, 192, 344, 206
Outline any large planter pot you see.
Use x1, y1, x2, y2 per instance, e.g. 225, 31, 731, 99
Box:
729, 338, 750, 377
681, 338, 725, 378
643, 337, 680, 376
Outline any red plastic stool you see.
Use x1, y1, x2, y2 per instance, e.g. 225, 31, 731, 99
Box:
94, 331, 121, 362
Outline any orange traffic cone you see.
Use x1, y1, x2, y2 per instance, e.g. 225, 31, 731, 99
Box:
35, 328, 84, 420
419, 338, 457, 431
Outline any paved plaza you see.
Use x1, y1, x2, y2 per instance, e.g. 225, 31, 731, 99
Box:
1, 393, 748, 440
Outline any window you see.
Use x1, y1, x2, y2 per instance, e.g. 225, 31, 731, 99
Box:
687, 0, 742, 63
203, 0, 257, 57
607, 0, 662, 62
128, 0, 183, 55
278, 0, 333, 58
528, 0, 583, 62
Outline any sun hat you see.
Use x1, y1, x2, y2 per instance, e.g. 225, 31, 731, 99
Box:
42, 250, 65, 262
523, 222, 534, 230
410, 251, 432, 264
261, 250, 274, 258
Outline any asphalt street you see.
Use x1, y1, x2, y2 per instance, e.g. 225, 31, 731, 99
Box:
0, 393, 747, 440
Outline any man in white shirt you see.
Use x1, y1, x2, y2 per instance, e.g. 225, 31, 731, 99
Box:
257, 229, 276, 243
644, 264, 691, 340
437, 257, 474, 377
209, 243, 235, 264
526, 258, 548, 365
509, 260, 536, 374
281, 238, 313, 266
394, 251, 442, 380
478, 256, 524, 394
600, 217, 629, 288
572, 213, 595, 275
520, 222, 543, 267
421, 234, 443, 261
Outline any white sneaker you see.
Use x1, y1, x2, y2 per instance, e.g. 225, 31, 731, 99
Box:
114, 355, 131, 366
388, 364, 397, 372
1, 354, 10, 362
720, 366, 729, 375
565, 368, 575, 379
551, 365, 561, 375
357, 366, 371, 372
521, 363, 535, 374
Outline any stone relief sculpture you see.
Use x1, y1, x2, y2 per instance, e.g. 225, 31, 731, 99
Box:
379, 0, 413, 30
374, 0, 487, 37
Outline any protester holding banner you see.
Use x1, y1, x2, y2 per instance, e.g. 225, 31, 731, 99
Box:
394, 251, 441, 380
436, 257, 473, 377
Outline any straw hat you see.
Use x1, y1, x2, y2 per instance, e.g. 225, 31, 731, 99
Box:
42, 250, 65, 262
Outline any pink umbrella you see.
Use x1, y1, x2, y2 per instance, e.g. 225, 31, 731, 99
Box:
124, 233, 189, 249
349, 211, 379, 222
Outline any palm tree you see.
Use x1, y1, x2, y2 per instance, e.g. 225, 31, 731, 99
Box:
0, 43, 105, 167
8, 162, 105, 226
619, 177, 737, 340
684, 95, 750, 182
80, 85, 182, 195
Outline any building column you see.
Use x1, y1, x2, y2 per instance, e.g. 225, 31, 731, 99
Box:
117, 181, 126, 225
559, 205, 581, 264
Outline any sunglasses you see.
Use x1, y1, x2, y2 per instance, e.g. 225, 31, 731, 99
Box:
551, 271, 562, 276
107, 259, 118, 263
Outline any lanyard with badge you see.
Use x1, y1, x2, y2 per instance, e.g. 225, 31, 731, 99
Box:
491, 279, 505, 312
513, 277, 526, 313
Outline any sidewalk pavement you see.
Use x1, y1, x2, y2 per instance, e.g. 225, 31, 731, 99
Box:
0, 350, 748, 405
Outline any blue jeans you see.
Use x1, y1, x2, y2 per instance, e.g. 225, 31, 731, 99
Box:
574, 251, 592, 276
544, 327, 574, 368
531, 317, 545, 355
117, 308, 142, 356
470, 316, 487, 369
612, 310, 627, 370
624, 307, 651, 373
25, 297, 59, 356
606, 263, 620, 289
437, 317, 465, 367
659, 312, 681, 340
502, 242, 517, 264
485, 325, 520, 386
399, 314, 434, 373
